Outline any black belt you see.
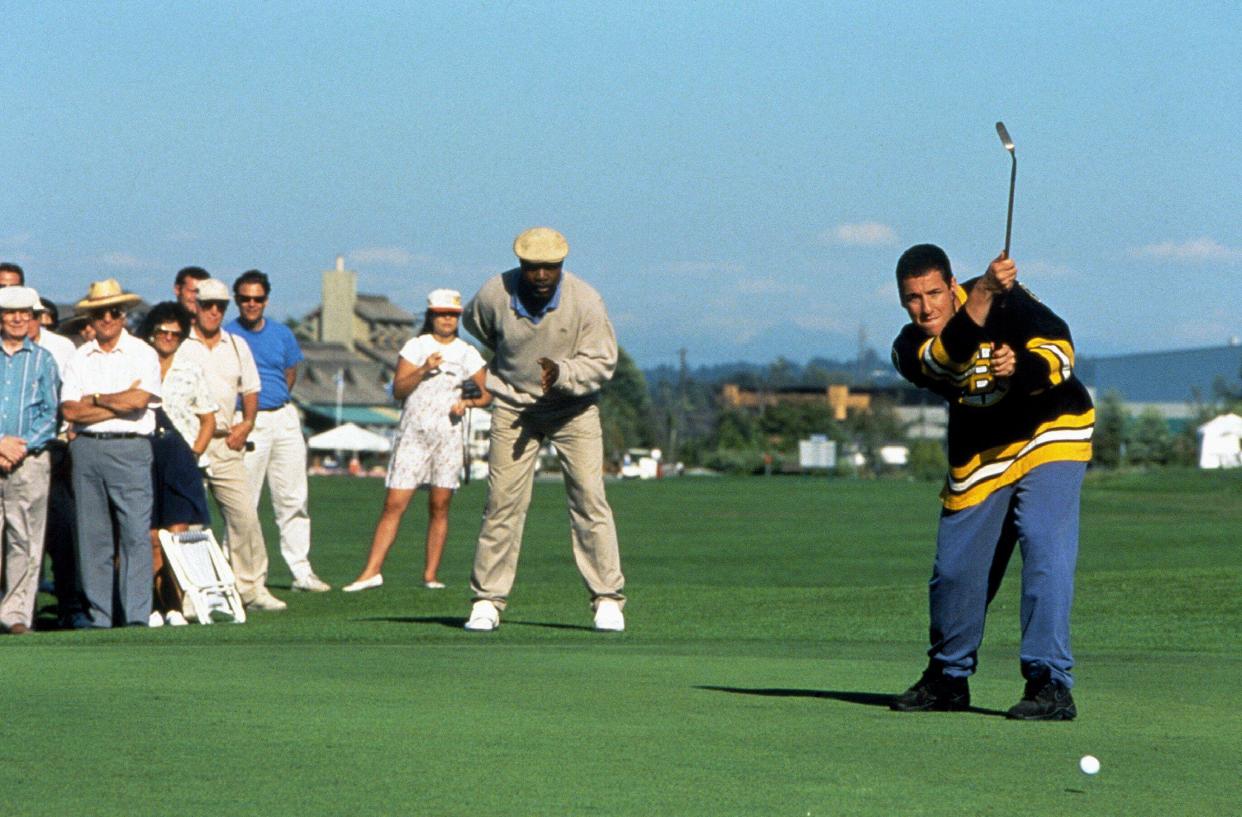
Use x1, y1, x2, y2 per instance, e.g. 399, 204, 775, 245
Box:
77, 431, 150, 440
257, 403, 290, 412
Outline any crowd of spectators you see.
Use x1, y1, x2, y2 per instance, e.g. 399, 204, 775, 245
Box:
0, 262, 328, 632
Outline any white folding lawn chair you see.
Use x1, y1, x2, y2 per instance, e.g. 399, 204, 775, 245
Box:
158, 529, 247, 625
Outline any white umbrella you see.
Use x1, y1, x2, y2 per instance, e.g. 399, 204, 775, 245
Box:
307, 422, 391, 453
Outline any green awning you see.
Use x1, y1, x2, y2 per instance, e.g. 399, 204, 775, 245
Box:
300, 403, 402, 426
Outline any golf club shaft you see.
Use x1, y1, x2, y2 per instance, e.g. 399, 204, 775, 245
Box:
1004, 154, 1015, 257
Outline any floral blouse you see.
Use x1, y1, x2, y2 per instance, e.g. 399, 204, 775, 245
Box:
162, 347, 218, 448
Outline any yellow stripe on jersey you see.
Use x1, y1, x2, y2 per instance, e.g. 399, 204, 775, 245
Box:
1026, 337, 1075, 386
919, 337, 984, 385
940, 409, 1095, 510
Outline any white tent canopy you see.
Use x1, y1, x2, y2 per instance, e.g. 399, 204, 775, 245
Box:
1197, 413, 1242, 469
307, 422, 392, 453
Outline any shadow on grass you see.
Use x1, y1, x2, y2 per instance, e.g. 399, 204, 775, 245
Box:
361, 616, 596, 632
695, 686, 1007, 717
363, 616, 465, 629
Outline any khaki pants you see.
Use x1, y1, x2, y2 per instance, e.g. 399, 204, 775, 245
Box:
205, 437, 269, 601
0, 451, 50, 629
471, 401, 625, 610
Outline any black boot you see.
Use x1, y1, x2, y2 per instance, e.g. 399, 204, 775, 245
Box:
1006, 674, 1077, 721
890, 667, 970, 712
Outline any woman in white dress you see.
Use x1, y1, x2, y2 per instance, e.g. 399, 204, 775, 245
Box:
343, 289, 490, 591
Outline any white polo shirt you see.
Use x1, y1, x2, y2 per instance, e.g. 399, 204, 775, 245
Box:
61, 329, 162, 435
185, 327, 261, 433
35, 329, 76, 376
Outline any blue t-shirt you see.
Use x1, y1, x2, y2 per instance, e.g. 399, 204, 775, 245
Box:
226, 318, 304, 409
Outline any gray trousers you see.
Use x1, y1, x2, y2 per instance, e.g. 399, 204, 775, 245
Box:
0, 450, 50, 629
70, 435, 153, 627
470, 401, 625, 610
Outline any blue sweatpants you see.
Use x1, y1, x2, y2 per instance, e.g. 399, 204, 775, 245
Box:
928, 460, 1086, 687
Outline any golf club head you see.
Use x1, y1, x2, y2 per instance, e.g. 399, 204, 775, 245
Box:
996, 121, 1015, 153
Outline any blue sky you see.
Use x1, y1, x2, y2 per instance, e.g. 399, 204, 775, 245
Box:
2, 1, 1238, 368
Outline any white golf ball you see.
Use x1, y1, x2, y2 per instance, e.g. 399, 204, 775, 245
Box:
1079, 754, 1101, 775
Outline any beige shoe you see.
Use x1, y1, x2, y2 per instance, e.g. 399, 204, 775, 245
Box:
246, 591, 288, 612
292, 573, 331, 592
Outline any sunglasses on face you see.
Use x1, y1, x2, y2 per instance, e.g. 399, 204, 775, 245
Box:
90, 307, 126, 321
236, 294, 267, 304
199, 300, 228, 312
152, 328, 184, 340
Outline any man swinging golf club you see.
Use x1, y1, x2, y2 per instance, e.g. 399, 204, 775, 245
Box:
888, 245, 1094, 720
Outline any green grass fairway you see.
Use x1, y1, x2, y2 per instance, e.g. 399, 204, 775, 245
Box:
3, 470, 1240, 815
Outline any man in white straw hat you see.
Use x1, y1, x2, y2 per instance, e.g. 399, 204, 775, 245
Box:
60, 279, 162, 627
0, 286, 60, 634
461, 227, 626, 632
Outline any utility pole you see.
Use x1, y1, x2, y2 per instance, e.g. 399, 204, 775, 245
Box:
669, 347, 687, 465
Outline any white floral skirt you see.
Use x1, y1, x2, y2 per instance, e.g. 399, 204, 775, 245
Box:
385, 424, 464, 490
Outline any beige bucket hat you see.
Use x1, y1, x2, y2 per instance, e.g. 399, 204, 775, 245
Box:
0, 286, 39, 311
197, 278, 231, 302
513, 227, 569, 264
75, 278, 141, 313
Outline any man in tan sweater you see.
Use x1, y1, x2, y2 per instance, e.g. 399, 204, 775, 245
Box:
462, 227, 626, 632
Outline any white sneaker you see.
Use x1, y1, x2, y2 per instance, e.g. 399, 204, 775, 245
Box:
292, 573, 331, 592
464, 600, 499, 632
593, 599, 625, 632
423, 580, 445, 590
148, 611, 165, 628
343, 574, 383, 592
246, 591, 288, 611
165, 610, 189, 626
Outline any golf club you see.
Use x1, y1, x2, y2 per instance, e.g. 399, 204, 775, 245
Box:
996, 121, 1016, 257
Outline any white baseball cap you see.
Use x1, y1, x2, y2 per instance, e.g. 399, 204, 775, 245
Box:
427, 288, 463, 313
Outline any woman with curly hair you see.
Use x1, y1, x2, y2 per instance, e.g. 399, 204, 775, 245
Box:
139, 301, 217, 625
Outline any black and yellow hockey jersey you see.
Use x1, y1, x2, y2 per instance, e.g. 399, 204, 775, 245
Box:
891, 278, 1094, 510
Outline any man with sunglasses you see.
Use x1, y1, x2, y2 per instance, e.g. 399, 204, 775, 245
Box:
0, 286, 60, 633
227, 270, 329, 592
184, 278, 285, 611
60, 279, 162, 628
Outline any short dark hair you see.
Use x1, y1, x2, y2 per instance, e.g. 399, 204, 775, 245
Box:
175, 266, 210, 286
39, 298, 59, 326
895, 244, 953, 286
139, 301, 192, 342
233, 269, 271, 296
419, 309, 460, 336
0, 262, 25, 284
